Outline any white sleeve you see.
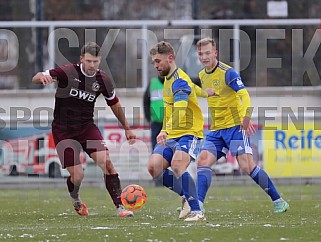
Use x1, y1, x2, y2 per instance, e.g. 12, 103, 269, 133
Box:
42, 70, 51, 76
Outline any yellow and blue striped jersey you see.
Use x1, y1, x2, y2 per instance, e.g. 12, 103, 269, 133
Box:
199, 61, 251, 131
163, 68, 204, 139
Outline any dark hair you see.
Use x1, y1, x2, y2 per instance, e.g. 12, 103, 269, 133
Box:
149, 41, 175, 57
81, 42, 101, 57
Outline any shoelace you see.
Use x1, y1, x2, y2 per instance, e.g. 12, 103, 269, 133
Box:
187, 211, 198, 217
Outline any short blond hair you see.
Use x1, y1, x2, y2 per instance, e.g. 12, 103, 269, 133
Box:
196, 37, 216, 49
149, 41, 175, 57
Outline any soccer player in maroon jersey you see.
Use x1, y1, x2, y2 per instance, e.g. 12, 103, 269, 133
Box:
32, 42, 136, 217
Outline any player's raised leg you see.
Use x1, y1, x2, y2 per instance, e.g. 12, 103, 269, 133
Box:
150, 155, 194, 218
148, 144, 187, 196
148, 147, 205, 221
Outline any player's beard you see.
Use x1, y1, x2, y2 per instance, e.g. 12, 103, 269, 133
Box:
86, 69, 97, 76
158, 66, 170, 77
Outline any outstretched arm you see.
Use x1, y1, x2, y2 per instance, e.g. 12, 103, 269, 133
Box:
32, 72, 56, 85
194, 84, 216, 97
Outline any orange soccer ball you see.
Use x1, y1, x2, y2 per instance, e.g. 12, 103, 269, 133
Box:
121, 184, 147, 210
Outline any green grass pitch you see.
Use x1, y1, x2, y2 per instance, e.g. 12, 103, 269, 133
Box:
0, 184, 320, 241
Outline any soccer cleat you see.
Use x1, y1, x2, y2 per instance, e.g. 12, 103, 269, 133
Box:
273, 199, 289, 213
179, 198, 191, 219
73, 200, 89, 217
176, 197, 185, 212
178, 198, 205, 218
116, 205, 134, 217
184, 211, 206, 222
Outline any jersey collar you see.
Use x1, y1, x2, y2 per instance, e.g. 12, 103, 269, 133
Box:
167, 67, 178, 80
205, 61, 219, 74
80, 63, 97, 77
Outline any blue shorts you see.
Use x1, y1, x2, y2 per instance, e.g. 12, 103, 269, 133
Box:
153, 135, 201, 165
201, 125, 252, 158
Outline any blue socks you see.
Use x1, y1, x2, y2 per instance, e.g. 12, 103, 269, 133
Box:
250, 166, 281, 201
157, 168, 200, 211
158, 169, 184, 196
197, 166, 213, 203
159, 165, 280, 209
181, 170, 200, 211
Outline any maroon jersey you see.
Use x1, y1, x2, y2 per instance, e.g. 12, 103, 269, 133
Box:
49, 63, 118, 130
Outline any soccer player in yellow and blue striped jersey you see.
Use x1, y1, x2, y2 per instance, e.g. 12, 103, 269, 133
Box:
147, 41, 208, 222
191, 37, 289, 215
162, 66, 204, 139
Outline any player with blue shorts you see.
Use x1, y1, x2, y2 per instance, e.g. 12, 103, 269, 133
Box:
179, 37, 289, 218
147, 41, 213, 222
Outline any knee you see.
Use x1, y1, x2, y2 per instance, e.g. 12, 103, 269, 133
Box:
147, 158, 159, 178
92, 151, 111, 167
148, 154, 169, 178
238, 157, 255, 175
197, 154, 208, 167
147, 163, 156, 177
197, 151, 215, 167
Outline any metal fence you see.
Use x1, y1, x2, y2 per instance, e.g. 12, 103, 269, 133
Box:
0, 18, 320, 89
